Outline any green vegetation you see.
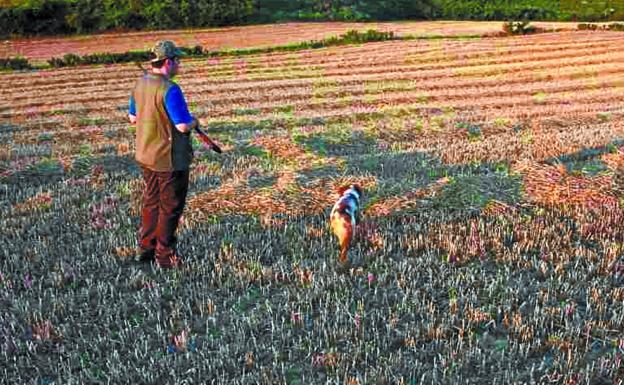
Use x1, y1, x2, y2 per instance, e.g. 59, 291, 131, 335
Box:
47, 46, 204, 68
560, 0, 624, 21
0, 57, 32, 71
435, 0, 559, 20
45, 29, 398, 68
0, 0, 253, 37
3, 1, 624, 39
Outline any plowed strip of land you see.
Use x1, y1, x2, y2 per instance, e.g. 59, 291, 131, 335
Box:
1, 21, 582, 62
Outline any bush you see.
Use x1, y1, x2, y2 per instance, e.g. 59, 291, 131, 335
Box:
607, 22, 624, 31
436, 0, 561, 21
62, 53, 83, 66
511, 5, 556, 20
358, 0, 436, 20
576, 22, 624, 31
100, 0, 147, 31
80, 51, 152, 65
47, 57, 66, 68
0, 57, 32, 71
251, 0, 303, 23
342, 29, 395, 43
186, 45, 204, 56
65, 0, 105, 34
578, 22, 600, 30
0, 1, 71, 38
322, 29, 396, 46
503, 20, 537, 35
0, 0, 255, 38
47, 46, 205, 68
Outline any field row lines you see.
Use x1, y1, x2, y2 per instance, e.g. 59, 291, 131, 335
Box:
2, 31, 620, 87
4, 61, 623, 120
5, 50, 624, 110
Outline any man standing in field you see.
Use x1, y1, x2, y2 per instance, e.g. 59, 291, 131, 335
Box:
128, 40, 198, 269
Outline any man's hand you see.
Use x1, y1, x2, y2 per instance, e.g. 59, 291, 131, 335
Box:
175, 118, 198, 134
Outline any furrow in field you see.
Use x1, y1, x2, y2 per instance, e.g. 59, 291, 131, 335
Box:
3, 68, 621, 125
4, 59, 622, 122
2, 30, 619, 92
4, 48, 623, 113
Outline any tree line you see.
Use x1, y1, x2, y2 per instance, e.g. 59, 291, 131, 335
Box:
1, 0, 623, 38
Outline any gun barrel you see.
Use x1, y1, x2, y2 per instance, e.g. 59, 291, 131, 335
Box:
195, 127, 222, 153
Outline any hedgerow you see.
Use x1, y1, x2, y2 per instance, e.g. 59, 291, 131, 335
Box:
0, 57, 32, 71
46, 30, 398, 68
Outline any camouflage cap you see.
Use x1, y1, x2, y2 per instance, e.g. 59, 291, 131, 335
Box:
150, 40, 185, 62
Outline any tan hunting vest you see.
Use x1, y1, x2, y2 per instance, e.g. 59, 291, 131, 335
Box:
133, 74, 193, 171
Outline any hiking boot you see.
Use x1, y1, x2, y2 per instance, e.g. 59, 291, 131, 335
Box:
135, 248, 155, 263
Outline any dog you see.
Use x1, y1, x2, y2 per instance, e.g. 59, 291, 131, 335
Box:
330, 184, 363, 264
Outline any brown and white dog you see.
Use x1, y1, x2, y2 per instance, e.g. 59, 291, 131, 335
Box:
330, 184, 363, 264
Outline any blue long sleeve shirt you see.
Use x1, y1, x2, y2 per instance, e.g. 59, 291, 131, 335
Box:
129, 83, 194, 125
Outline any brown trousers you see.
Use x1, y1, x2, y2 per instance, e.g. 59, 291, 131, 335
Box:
138, 167, 189, 259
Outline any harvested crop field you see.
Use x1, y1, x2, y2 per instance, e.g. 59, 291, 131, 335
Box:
1, 21, 581, 63
2, 24, 624, 384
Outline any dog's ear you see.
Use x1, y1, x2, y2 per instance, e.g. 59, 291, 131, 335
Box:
351, 184, 363, 197
336, 185, 350, 197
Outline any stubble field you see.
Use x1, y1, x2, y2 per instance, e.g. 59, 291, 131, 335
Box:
1, 23, 624, 384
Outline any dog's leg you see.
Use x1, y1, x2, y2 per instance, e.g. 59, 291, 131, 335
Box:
339, 239, 350, 264
332, 215, 352, 265
340, 220, 353, 264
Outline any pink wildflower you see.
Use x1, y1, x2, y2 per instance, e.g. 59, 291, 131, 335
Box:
291, 311, 302, 325
367, 273, 375, 287
23, 274, 32, 289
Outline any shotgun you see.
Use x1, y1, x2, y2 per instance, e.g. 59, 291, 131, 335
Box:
134, 62, 222, 154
